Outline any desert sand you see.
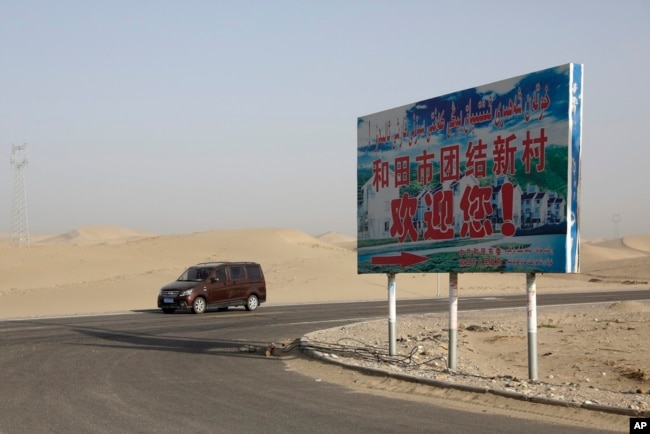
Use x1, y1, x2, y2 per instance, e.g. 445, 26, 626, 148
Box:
1, 225, 649, 319
1, 226, 649, 430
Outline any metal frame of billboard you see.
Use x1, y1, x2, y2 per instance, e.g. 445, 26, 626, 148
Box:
357, 63, 583, 275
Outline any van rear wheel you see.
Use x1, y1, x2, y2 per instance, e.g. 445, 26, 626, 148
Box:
192, 297, 207, 314
245, 294, 259, 311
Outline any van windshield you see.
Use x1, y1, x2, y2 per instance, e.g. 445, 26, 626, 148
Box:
177, 267, 213, 282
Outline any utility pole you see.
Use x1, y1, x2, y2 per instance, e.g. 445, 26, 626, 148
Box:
10, 143, 30, 247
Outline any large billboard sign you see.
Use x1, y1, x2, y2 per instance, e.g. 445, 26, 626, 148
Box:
357, 63, 583, 274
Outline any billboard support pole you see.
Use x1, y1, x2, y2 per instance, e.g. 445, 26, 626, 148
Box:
448, 272, 458, 369
387, 272, 397, 356
527, 272, 538, 380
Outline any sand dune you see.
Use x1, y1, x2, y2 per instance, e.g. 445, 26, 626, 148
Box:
315, 231, 358, 250
621, 235, 650, 252
0, 226, 649, 319
39, 225, 156, 244
580, 240, 649, 263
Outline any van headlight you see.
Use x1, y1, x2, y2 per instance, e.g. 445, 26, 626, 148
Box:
179, 289, 193, 296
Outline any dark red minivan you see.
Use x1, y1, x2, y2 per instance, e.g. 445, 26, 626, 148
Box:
157, 262, 266, 314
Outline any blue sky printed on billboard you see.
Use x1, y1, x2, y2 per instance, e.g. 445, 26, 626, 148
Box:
357, 64, 583, 274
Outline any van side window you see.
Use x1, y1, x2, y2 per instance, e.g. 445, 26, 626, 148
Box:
246, 265, 261, 279
215, 268, 226, 282
229, 266, 244, 280
199, 268, 213, 280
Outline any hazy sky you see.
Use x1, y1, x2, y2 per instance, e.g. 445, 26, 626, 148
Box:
1, 0, 648, 239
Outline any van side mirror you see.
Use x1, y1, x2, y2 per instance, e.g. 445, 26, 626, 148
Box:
211, 277, 218, 283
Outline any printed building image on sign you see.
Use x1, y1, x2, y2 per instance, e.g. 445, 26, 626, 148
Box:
357, 63, 583, 274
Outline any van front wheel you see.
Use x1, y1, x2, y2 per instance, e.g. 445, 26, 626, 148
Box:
245, 295, 259, 311
192, 297, 207, 314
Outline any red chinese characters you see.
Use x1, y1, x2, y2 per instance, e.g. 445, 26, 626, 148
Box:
521, 128, 547, 173
372, 159, 389, 192
415, 149, 435, 185
440, 145, 460, 182
369, 128, 545, 243
493, 133, 517, 176
423, 190, 454, 240
465, 139, 488, 178
390, 193, 418, 242
394, 156, 410, 187
460, 185, 494, 238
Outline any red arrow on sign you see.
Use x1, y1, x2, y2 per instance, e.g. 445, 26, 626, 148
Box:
371, 252, 429, 268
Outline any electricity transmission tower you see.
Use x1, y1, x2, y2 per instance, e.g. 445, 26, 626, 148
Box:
10, 143, 30, 247
611, 213, 621, 239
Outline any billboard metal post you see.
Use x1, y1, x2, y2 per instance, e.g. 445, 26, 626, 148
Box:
527, 272, 538, 380
387, 273, 397, 356
448, 272, 458, 369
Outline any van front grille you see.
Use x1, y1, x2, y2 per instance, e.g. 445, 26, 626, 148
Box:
161, 290, 180, 297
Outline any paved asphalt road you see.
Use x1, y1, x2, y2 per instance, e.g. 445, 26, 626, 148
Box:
1, 290, 648, 433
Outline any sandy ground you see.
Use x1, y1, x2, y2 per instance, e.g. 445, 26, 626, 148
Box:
297, 300, 650, 432
305, 300, 650, 396
2, 226, 649, 431
2, 226, 649, 319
